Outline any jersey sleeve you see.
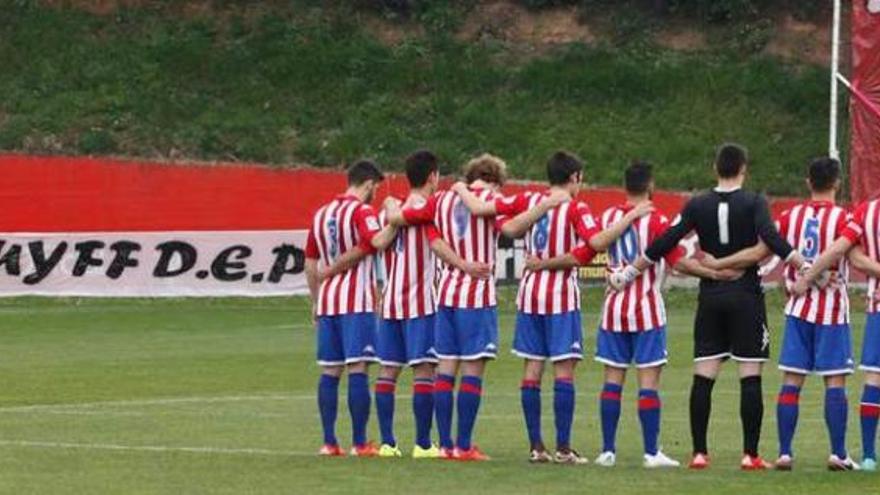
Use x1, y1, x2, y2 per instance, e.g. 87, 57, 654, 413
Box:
494, 193, 529, 216
424, 224, 441, 243
645, 198, 696, 262
775, 209, 791, 239
305, 229, 320, 260
571, 244, 597, 265
754, 195, 794, 260
651, 214, 685, 267
401, 194, 437, 225
354, 205, 382, 254
841, 202, 867, 244
571, 201, 601, 242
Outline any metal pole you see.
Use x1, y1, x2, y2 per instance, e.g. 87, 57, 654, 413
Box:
829, 0, 842, 160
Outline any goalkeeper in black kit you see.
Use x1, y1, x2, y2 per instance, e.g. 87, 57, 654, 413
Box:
616, 144, 805, 470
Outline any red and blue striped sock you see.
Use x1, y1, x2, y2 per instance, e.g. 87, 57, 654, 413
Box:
347, 372, 371, 447
825, 387, 848, 459
375, 376, 397, 447
777, 384, 800, 457
317, 374, 340, 446
638, 389, 661, 456
554, 377, 575, 449
412, 378, 434, 449
600, 383, 622, 453
520, 379, 542, 448
860, 385, 880, 460
434, 374, 455, 449
456, 375, 483, 451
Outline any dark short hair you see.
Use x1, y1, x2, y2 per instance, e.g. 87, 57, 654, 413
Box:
715, 143, 748, 179
404, 150, 438, 187
546, 151, 583, 185
808, 157, 841, 192
347, 159, 384, 186
625, 160, 653, 195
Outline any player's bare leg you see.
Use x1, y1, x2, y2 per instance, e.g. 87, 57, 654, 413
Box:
824, 373, 859, 471
860, 371, 880, 471
375, 365, 403, 457
410, 362, 439, 458
434, 358, 459, 458
596, 365, 625, 467
318, 364, 345, 456
520, 359, 549, 462
346, 361, 378, 457
688, 358, 723, 469
455, 359, 490, 460
638, 366, 678, 468
552, 359, 586, 464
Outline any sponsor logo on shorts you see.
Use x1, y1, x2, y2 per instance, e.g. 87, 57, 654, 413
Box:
761, 324, 770, 351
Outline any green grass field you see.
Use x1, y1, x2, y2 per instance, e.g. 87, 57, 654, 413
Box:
1, 288, 876, 494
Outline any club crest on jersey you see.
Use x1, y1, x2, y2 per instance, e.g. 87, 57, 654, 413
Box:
533, 215, 550, 251
453, 200, 470, 238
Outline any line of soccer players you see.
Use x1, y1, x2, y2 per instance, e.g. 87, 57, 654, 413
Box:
303, 144, 880, 471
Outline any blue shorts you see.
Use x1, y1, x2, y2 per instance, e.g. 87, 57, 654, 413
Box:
595, 327, 668, 368
316, 313, 378, 366
778, 316, 854, 376
377, 315, 438, 367
513, 311, 583, 362
861, 312, 880, 373
435, 306, 498, 361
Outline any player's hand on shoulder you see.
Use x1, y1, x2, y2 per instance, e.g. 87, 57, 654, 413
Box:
544, 189, 571, 208
451, 181, 469, 194
383, 196, 401, 211
626, 201, 655, 221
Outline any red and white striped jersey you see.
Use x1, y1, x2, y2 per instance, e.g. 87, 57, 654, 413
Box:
777, 201, 852, 325
598, 206, 685, 332
842, 199, 880, 313
402, 187, 507, 308
305, 194, 382, 316
380, 193, 440, 320
494, 191, 600, 314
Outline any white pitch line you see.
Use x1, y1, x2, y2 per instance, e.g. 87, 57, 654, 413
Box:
0, 439, 314, 457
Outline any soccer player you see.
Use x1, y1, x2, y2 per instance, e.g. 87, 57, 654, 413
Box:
304, 160, 400, 457
384, 154, 525, 461
786, 165, 880, 471
319, 151, 493, 459
524, 161, 740, 468
704, 157, 861, 470
616, 143, 804, 470
451, 152, 653, 464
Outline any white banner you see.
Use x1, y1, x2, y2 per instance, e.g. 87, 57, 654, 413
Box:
0, 231, 309, 297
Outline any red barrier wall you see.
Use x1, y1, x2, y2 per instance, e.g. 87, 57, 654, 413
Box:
850, 1, 880, 203
0, 153, 801, 232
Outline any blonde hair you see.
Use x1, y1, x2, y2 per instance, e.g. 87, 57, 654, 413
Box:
463, 153, 507, 186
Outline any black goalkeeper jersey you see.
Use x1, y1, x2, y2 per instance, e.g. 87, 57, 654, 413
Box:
644, 187, 794, 293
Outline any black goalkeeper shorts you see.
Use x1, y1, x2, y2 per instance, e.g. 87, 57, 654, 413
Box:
693, 289, 770, 362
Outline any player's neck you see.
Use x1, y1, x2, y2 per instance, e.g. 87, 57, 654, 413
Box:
411, 185, 432, 199
810, 190, 836, 204
344, 185, 370, 202
625, 194, 650, 206
716, 176, 744, 191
